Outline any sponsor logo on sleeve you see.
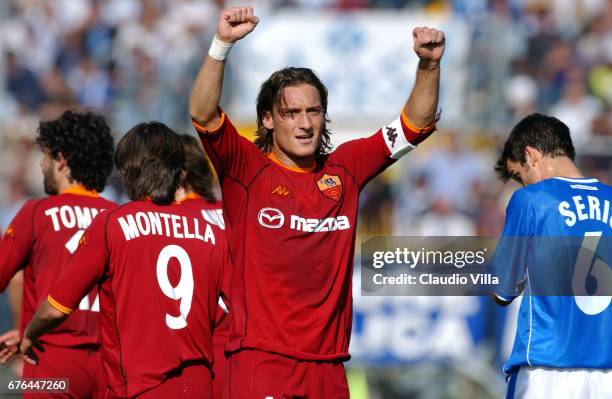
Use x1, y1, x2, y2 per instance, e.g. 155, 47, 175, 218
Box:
386, 126, 398, 148
382, 117, 415, 159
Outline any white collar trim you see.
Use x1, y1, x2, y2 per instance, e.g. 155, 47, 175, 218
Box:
553, 177, 598, 183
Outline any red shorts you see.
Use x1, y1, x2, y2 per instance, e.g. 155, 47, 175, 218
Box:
225, 349, 349, 399
132, 362, 212, 399
212, 336, 229, 399
22, 344, 104, 399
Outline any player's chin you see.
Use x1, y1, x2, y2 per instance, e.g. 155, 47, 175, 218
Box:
290, 145, 317, 159
293, 138, 320, 153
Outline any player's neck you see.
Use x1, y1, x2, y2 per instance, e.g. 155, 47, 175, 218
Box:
547, 158, 584, 180
175, 187, 188, 202
57, 177, 76, 194
269, 149, 316, 172
176, 188, 201, 203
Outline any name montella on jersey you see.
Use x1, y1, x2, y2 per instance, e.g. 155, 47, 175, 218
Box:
117, 211, 216, 243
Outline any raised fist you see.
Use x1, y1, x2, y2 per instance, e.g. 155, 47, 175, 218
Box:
217, 7, 259, 44
413, 27, 445, 64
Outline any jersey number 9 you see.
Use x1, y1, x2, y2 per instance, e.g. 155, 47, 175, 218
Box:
156, 244, 194, 329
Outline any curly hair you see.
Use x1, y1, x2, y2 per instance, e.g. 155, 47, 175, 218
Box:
36, 110, 114, 192
179, 134, 216, 203
115, 122, 185, 205
495, 113, 575, 182
255, 67, 333, 163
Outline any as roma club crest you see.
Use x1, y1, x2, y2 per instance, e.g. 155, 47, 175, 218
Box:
317, 174, 342, 201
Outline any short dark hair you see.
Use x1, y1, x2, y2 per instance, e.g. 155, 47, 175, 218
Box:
115, 122, 185, 204
495, 113, 576, 182
255, 67, 333, 162
36, 110, 114, 192
179, 134, 216, 203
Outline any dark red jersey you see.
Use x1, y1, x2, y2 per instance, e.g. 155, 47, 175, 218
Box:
179, 195, 230, 342
194, 112, 434, 361
48, 200, 227, 397
179, 194, 225, 232
179, 194, 229, 399
0, 186, 116, 347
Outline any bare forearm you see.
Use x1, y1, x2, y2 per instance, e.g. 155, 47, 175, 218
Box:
7, 272, 23, 330
404, 27, 444, 128
189, 55, 225, 128
24, 301, 67, 342
403, 60, 440, 128
190, 7, 259, 129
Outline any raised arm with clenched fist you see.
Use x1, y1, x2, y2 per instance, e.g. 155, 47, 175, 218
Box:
217, 7, 259, 44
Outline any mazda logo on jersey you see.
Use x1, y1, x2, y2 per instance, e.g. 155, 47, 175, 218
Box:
258, 208, 285, 229
258, 207, 351, 232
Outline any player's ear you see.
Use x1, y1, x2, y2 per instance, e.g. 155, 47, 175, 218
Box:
262, 111, 274, 130
179, 168, 188, 186
524, 146, 541, 167
54, 152, 68, 173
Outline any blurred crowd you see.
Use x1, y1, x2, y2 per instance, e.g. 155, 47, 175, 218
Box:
358, 0, 612, 237
1, 1, 611, 397
0, 0, 611, 236
0, 0, 219, 221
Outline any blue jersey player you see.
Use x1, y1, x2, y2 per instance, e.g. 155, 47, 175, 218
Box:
492, 113, 612, 399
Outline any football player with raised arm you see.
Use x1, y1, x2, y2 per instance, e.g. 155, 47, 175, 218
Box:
190, 6, 444, 398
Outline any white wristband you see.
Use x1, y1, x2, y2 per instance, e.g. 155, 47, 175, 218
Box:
208, 35, 233, 61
